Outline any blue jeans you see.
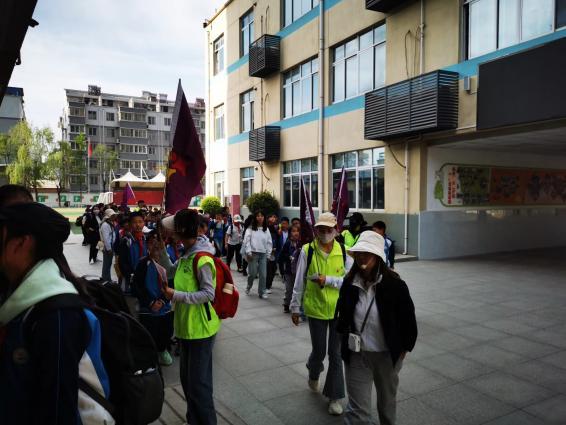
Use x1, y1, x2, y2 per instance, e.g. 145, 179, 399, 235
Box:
179, 336, 217, 425
101, 250, 113, 282
247, 252, 267, 296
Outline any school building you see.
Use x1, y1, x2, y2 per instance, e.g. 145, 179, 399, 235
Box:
203, 0, 566, 259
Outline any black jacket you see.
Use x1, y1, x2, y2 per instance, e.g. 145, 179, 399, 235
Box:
336, 271, 417, 366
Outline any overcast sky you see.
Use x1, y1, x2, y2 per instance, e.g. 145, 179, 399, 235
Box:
9, 0, 225, 135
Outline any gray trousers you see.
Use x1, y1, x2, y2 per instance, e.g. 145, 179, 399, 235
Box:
307, 317, 345, 400
247, 253, 267, 296
101, 250, 113, 282
344, 351, 403, 425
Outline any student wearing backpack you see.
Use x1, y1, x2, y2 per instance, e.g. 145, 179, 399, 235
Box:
0, 202, 114, 424
100, 208, 117, 282
133, 230, 175, 367
159, 209, 220, 425
243, 211, 272, 299
278, 224, 301, 313
225, 214, 244, 272
290, 212, 353, 416
118, 211, 148, 293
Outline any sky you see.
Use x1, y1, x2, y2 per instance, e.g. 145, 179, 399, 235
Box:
9, 0, 226, 135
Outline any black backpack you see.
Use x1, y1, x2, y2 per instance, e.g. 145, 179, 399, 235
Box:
24, 277, 164, 425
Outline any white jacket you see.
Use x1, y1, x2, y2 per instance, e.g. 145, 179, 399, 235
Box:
243, 228, 272, 256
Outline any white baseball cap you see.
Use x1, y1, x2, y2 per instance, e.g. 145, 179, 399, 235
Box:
347, 231, 386, 264
314, 212, 337, 228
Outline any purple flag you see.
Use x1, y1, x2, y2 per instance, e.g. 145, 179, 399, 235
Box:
300, 177, 316, 244
121, 182, 135, 208
165, 80, 206, 214
331, 167, 349, 232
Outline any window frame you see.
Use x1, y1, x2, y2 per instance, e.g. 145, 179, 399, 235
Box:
282, 158, 319, 208
87, 127, 97, 137
331, 148, 385, 211
119, 128, 148, 138
87, 110, 97, 120
240, 9, 255, 57
331, 23, 387, 104
120, 143, 148, 154
105, 112, 115, 121
283, 57, 319, 118
240, 89, 255, 133
147, 116, 156, 125
283, 0, 319, 28
213, 34, 225, 75
241, 167, 255, 204
214, 104, 225, 141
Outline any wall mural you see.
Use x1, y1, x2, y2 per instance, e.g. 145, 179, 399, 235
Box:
434, 164, 566, 207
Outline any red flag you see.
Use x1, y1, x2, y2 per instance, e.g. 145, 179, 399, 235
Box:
331, 167, 349, 232
121, 182, 135, 208
87, 138, 93, 158
165, 80, 206, 214
299, 177, 316, 244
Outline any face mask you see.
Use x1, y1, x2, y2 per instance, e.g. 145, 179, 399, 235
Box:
93, 209, 100, 214
318, 231, 335, 244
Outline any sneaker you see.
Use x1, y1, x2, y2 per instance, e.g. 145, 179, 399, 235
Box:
242, 271, 248, 276
283, 305, 290, 313
260, 294, 269, 299
245, 287, 251, 295
308, 379, 319, 392
266, 289, 273, 294
328, 400, 343, 416
158, 351, 173, 366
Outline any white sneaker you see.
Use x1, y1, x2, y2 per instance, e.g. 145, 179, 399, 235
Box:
308, 379, 319, 392
260, 294, 269, 299
328, 400, 343, 416
266, 289, 273, 294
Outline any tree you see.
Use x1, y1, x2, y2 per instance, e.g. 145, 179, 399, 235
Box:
246, 191, 280, 216
45, 141, 74, 207
6, 122, 53, 200
0, 131, 19, 177
201, 196, 222, 215
93, 144, 118, 191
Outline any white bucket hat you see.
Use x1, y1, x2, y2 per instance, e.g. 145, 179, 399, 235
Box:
161, 214, 175, 232
314, 212, 337, 228
233, 214, 243, 223
102, 208, 117, 221
348, 231, 386, 264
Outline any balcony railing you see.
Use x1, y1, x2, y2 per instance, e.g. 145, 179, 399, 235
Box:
364, 70, 459, 140
249, 35, 281, 78
366, 0, 412, 13
249, 126, 280, 162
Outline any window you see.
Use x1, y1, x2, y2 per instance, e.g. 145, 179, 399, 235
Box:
282, 158, 318, 208
331, 148, 385, 210
466, 0, 558, 59
284, 0, 319, 27
148, 116, 156, 125
119, 128, 147, 138
89, 175, 99, 185
148, 147, 156, 155
89, 159, 98, 169
70, 125, 84, 134
214, 171, 224, 201
70, 175, 85, 185
161, 106, 169, 113
240, 90, 255, 132
214, 105, 225, 140
120, 144, 148, 154
88, 110, 97, 120
240, 10, 254, 57
88, 127, 97, 136
105, 128, 116, 138
106, 112, 115, 121
214, 35, 225, 74
120, 160, 148, 170
284, 58, 319, 118
241, 167, 254, 203
119, 111, 145, 122
69, 107, 85, 117
332, 24, 386, 103
164, 132, 170, 141
164, 117, 172, 126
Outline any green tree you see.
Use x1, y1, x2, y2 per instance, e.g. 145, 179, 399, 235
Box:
0, 131, 19, 177
93, 144, 118, 191
246, 191, 280, 216
201, 196, 222, 215
6, 122, 53, 200
45, 141, 74, 207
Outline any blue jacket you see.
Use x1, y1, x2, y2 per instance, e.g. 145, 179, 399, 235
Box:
133, 257, 172, 316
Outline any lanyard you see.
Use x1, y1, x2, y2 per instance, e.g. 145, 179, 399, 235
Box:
359, 295, 376, 334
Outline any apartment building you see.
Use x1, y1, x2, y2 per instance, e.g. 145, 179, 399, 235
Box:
61, 86, 206, 193
0, 86, 25, 184
204, 0, 566, 259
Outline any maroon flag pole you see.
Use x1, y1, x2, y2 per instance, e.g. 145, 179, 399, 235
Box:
299, 177, 316, 244
164, 80, 206, 214
331, 166, 349, 232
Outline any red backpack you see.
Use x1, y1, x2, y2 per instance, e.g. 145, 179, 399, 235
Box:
192, 252, 239, 319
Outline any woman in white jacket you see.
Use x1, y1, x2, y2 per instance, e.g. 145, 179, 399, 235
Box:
243, 211, 272, 299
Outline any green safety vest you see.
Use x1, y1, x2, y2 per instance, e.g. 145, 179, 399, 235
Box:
302, 241, 346, 320
173, 254, 221, 340
341, 230, 359, 249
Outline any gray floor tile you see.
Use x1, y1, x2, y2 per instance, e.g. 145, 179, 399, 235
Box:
481, 410, 548, 425
422, 330, 481, 352
238, 366, 306, 402
215, 346, 284, 377
263, 340, 314, 365
520, 329, 566, 349
457, 344, 528, 368
416, 352, 493, 381
465, 371, 556, 408
504, 359, 566, 394
225, 318, 280, 336
451, 324, 510, 342
397, 397, 459, 425
398, 363, 455, 396
418, 383, 515, 424
263, 391, 343, 425
408, 341, 447, 361
539, 350, 566, 370
493, 336, 561, 359
524, 394, 566, 424
483, 318, 538, 335
244, 328, 303, 349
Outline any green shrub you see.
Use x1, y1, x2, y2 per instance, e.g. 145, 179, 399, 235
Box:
246, 191, 280, 216
201, 196, 222, 215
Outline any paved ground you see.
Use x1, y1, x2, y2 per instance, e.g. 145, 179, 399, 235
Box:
64, 233, 566, 424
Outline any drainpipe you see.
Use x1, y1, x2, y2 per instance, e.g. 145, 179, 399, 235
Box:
318, 0, 325, 212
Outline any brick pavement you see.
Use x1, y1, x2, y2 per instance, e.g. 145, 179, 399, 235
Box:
64, 233, 566, 424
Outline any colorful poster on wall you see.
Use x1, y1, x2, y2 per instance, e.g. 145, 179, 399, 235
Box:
435, 164, 566, 207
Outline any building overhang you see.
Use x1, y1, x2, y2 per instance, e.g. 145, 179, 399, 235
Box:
0, 0, 38, 102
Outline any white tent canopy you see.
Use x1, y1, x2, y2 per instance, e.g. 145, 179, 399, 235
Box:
112, 171, 145, 183
149, 171, 166, 183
